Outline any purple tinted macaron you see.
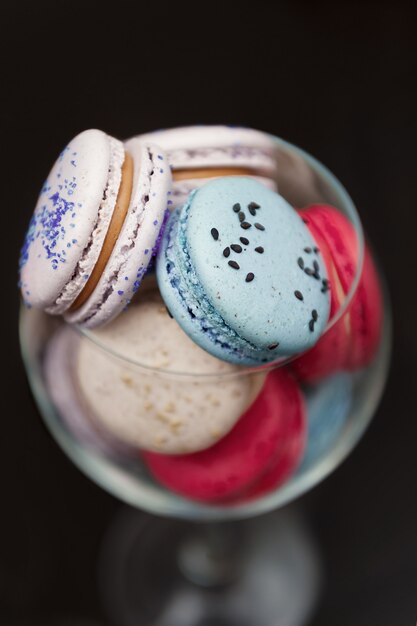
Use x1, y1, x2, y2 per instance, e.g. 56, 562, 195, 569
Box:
19, 129, 171, 327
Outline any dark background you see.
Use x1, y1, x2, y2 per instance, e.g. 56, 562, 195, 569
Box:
2, 2, 417, 625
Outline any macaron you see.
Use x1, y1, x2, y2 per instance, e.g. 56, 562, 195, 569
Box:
43, 326, 135, 458
299, 372, 352, 471
142, 368, 306, 503
291, 204, 383, 382
128, 125, 278, 208
19, 129, 171, 328
75, 291, 265, 454
156, 177, 331, 366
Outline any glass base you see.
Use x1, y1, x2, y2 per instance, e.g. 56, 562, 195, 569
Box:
99, 505, 321, 626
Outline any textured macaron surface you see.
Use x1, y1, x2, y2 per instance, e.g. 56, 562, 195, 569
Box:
143, 368, 306, 502
136, 125, 278, 174
157, 177, 330, 365
64, 141, 171, 328
292, 204, 383, 380
75, 293, 264, 454
19, 129, 124, 311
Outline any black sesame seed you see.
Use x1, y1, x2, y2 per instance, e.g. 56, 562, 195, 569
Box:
309, 319, 315, 332
228, 260, 240, 270
238, 211, 246, 222
313, 271, 320, 280
248, 206, 257, 216
294, 290, 303, 301
314, 246, 320, 254
254, 222, 265, 231
241, 222, 251, 230
223, 247, 230, 258
211, 228, 219, 241
312, 309, 318, 321
233, 203, 241, 213
231, 244, 242, 253
245, 272, 255, 282
313, 260, 320, 272
304, 247, 312, 253
255, 246, 264, 254
240, 237, 250, 245
304, 267, 314, 276
268, 343, 279, 350
248, 202, 260, 210
321, 279, 330, 293
298, 257, 305, 269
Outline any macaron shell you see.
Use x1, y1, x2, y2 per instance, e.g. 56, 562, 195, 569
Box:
291, 210, 348, 382
20, 129, 123, 310
299, 372, 352, 471
65, 142, 171, 328
142, 368, 306, 503
75, 294, 264, 454
301, 205, 383, 369
292, 205, 383, 381
136, 125, 279, 176
346, 242, 382, 368
157, 178, 330, 365
44, 326, 136, 458
236, 371, 306, 502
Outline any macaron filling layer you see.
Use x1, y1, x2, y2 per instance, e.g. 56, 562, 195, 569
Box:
173, 166, 254, 181
70, 152, 133, 310
168, 145, 277, 177
46, 135, 125, 314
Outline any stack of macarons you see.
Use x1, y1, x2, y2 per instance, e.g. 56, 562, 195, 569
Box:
20, 124, 383, 504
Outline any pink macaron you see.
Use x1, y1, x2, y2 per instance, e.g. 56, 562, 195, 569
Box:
142, 368, 306, 503
291, 204, 383, 382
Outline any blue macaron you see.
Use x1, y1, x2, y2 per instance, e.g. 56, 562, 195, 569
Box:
299, 373, 352, 471
156, 177, 330, 366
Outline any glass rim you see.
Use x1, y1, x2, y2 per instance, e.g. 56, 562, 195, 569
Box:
74, 134, 365, 379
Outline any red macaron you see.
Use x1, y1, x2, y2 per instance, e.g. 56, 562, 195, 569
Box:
142, 368, 306, 503
292, 204, 383, 382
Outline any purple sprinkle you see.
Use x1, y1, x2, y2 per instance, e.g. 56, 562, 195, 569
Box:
118, 290, 124, 296
153, 220, 158, 226
144, 249, 149, 255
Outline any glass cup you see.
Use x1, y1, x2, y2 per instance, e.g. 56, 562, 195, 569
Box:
19, 135, 391, 625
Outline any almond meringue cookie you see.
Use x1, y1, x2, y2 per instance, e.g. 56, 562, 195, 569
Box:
19, 129, 172, 328
74, 293, 266, 454
126, 125, 278, 208
157, 177, 331, 366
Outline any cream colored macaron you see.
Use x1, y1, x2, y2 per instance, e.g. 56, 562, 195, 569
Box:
75, 292, 266, 454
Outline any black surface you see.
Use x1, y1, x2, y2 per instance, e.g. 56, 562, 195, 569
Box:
2, 2, 417, 625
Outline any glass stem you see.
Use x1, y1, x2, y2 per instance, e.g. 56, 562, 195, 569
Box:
177, 522, 244, 588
